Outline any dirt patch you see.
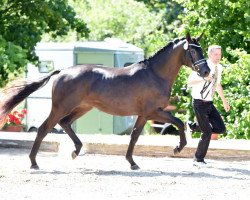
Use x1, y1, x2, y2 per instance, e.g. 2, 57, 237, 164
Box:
0, 148, 249, 200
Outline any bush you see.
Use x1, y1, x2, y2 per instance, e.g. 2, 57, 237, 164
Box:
214, 49, 250, 139
0, 36, 28, 87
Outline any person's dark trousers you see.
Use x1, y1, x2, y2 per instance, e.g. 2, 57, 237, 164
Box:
192, 99, 226, 161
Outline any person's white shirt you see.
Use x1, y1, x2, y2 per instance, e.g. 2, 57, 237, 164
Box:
187, 59, 223, 101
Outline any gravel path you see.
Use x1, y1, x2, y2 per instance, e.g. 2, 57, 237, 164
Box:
0, 148, 249, 200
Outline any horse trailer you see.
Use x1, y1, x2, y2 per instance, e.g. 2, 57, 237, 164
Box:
26, 39, 144, 134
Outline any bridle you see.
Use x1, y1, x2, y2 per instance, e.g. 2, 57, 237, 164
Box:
183, 40, 212, 99
186, 43, 207, 74
186, 42, 210, 99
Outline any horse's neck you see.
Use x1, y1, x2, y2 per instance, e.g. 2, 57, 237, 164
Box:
150, 46, 184, 87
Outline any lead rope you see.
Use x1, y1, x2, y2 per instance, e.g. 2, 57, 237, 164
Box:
200, 81, 211, 99
200, 65, 218, 99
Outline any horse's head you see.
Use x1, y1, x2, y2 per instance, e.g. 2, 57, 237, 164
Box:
183, 33, 210, 77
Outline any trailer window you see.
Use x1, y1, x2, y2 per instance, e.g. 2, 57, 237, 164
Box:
38, 61, 54, 73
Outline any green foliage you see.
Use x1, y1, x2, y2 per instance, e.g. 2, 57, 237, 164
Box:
0, 0, 89, 58
68, 0, 175, 57
0, 0, 89, 87
213, 49, 250, 139
170, 68, 190, 119
135, 0, 183, 32
174, 0, 250, 59
0, 36, 28, 87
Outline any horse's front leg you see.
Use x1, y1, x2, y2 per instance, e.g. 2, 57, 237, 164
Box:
126, 116, 147, 170
151, 108, 187, 155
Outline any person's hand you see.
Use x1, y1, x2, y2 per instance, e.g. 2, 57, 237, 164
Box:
204, 74, 213, 82
223, 101, 230, 112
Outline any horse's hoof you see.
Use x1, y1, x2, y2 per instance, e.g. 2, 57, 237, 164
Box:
30, 164, 39, 170
72, 151, 77, 160
131, 164, 140, 170
173, 146, 180, 155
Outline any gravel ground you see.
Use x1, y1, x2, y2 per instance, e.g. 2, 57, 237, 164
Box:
0, 147, 249, 200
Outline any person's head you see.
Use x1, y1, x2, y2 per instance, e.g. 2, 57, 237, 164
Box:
208, 45, 222, 65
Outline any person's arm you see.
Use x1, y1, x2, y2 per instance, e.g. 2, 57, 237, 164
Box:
216, 83, 230, 112
187, 72, 212, 86
187, 72, 203, 86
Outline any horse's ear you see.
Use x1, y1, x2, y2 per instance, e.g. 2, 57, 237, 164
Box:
196, 32, 204, 42
186, 33, 191, 42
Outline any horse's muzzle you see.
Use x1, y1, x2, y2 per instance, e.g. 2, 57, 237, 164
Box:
199, 64, 210, 77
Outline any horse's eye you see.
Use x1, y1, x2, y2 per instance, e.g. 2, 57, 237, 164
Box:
190, 49, 196, 55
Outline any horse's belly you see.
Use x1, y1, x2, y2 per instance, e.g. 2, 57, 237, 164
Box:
98, 107, 135, 116
87, 94, 164, 117
86, 79, 167, 116
91, 99, 138, 116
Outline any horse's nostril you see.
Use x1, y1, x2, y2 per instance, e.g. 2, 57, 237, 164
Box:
204, 71, 209, 77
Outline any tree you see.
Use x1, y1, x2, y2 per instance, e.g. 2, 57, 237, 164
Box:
68, 0, 171, 57
135, 0, 183, 31
174, 0, 250, 58
0, 0, 89, 87
0, 36, 28, 86
216, 49, 250, 139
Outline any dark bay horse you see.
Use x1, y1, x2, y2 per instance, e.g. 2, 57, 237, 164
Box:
0, 33, 210, 170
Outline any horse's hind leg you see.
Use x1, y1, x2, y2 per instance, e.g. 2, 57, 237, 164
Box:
126, 116, 147, 170
29, 110, 62, 169
59, 106, 92, 159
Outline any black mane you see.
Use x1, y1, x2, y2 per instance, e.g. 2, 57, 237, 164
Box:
139, 37, 186, 65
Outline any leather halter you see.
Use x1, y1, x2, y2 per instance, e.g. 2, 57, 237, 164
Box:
186, 43, 207, 73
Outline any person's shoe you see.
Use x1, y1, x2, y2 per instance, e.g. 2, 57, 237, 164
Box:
193, 159, 208, 168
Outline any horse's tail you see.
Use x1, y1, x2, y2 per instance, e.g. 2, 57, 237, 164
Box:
0, 70, 61, 129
